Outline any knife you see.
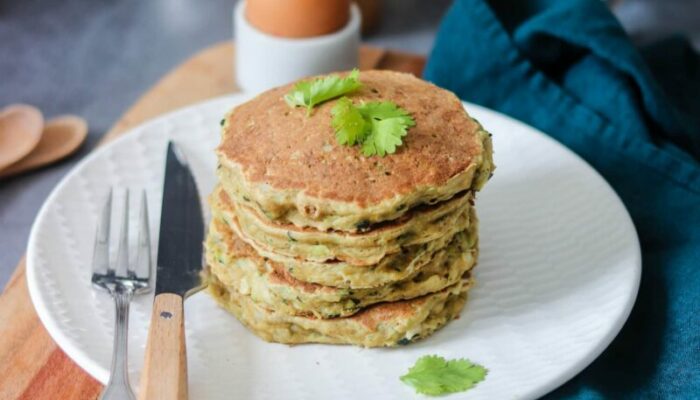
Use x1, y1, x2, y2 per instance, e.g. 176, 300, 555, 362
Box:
139, 141, 205, 400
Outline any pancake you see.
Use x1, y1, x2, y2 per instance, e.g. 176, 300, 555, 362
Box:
211, 186, 473, 265
208, 205, 479, 289
206, 70, 494, 348
207, 221, 478, 318
217, 185, 473, 250
208, 272, 472, 347
217, 70, 494, 232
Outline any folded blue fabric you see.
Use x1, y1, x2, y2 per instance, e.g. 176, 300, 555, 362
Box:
424, 1, 700, 398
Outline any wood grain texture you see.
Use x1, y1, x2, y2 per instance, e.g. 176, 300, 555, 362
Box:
0, 259, 102, 400
0, 42, 424, 400
139, 294, 187, 400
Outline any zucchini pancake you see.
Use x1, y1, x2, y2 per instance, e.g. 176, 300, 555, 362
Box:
207, 70, 494, 347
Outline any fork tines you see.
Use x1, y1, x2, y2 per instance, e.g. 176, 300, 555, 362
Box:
91, 188, 151, 293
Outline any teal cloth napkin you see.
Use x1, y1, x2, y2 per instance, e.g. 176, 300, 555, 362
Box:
424, 0, 700, 398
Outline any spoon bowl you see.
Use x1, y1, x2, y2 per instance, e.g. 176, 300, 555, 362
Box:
0, 115, 88, 178
0, 104, 43, 170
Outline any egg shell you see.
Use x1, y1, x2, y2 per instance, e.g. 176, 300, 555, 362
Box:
245, 0, 351, 38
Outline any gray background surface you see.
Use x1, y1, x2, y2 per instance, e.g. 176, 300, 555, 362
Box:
1, 0, 699, 288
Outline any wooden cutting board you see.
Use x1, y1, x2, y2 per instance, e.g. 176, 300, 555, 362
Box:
0, 42, 425, 400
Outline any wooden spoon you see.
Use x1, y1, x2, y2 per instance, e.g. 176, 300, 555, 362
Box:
0, 115, 88, 178
0, 104, 43, 170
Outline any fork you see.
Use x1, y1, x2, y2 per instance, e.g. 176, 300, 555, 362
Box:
92, 189, 152, 400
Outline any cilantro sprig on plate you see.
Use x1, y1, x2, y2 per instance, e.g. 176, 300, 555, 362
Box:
400, 355, 488, 396
285, 69, 362, 115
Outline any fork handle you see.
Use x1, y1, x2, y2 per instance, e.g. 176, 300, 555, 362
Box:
139, 293, 187, 400
100, 289, 136, 400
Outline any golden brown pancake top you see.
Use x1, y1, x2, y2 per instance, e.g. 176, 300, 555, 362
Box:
219, 70, 484, 206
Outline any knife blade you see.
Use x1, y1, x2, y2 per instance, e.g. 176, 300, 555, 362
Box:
155, 141, 205, 296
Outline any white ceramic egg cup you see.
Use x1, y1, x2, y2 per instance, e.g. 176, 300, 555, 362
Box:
234, 1, 361, 93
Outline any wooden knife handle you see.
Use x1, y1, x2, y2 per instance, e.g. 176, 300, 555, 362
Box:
139, 293, 188, 400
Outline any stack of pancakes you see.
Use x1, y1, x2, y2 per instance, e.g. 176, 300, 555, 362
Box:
206, 70, 494, 347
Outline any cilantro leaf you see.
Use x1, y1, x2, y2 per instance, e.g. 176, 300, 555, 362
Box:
361, 118, 407, 157
400, 355, 487, 396
332, 97, 368, 146
285, 69, 361, 114
358, 101, 415, 157
358, 101, 414, 121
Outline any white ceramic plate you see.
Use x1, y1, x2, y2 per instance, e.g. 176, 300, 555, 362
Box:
27, 94, 641, 400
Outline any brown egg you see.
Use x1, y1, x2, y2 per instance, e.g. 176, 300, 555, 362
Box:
245, 0, 351, 38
